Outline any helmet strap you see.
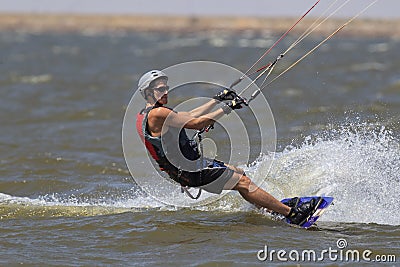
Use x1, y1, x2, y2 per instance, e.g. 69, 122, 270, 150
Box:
145, 89, 162, 106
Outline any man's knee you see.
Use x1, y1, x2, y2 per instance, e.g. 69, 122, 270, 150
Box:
234, 174, 261, 193
233, 174, 252, 190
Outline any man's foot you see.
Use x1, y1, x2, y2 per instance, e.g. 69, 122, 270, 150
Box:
286, 197, 322, 225
285, 197, 300, 208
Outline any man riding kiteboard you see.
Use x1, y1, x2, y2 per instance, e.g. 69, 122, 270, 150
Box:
135, 69, 319, 225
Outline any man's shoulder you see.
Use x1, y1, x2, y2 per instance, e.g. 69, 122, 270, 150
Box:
149, 106, 176, 118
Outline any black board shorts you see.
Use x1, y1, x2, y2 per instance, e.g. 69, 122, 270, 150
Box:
165, 159, 236, 194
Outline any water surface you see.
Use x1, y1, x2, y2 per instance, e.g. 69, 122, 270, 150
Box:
0, 30, 399, 266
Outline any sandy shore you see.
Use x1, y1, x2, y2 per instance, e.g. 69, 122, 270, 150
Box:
0, 13, 399, 37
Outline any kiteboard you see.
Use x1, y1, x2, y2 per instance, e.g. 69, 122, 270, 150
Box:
281, 196, 334, 228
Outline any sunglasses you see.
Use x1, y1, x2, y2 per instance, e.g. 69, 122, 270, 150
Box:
152, 86, 169, 93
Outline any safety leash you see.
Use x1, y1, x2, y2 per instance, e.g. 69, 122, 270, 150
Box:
181, 186, 202, 200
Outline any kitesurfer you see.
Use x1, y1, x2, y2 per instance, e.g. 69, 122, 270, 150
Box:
135, 69, 318, 225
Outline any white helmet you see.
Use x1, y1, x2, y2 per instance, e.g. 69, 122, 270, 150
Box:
138, 70, 168, 99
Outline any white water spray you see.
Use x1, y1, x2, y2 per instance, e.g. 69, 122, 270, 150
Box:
250, 123, 400, 225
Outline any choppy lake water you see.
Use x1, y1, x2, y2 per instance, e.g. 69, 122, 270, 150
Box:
0, 29, 399, 266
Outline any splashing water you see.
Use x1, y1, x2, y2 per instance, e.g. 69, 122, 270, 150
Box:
249, 123, 400, 225
2, 122, 399, 225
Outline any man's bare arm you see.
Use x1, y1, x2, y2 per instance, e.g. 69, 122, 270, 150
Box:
179, 99, 219, 118
150, 106, 225, 131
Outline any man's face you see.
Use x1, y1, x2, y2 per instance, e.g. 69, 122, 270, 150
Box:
151, 78, 168, 104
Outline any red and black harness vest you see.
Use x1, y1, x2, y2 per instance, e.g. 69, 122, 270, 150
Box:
136, 105, 201, 181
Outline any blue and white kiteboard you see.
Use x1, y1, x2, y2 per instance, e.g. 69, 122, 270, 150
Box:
281, 196, 334, 228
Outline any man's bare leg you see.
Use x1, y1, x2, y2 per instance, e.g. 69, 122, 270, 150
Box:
229, 171, 291, 216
